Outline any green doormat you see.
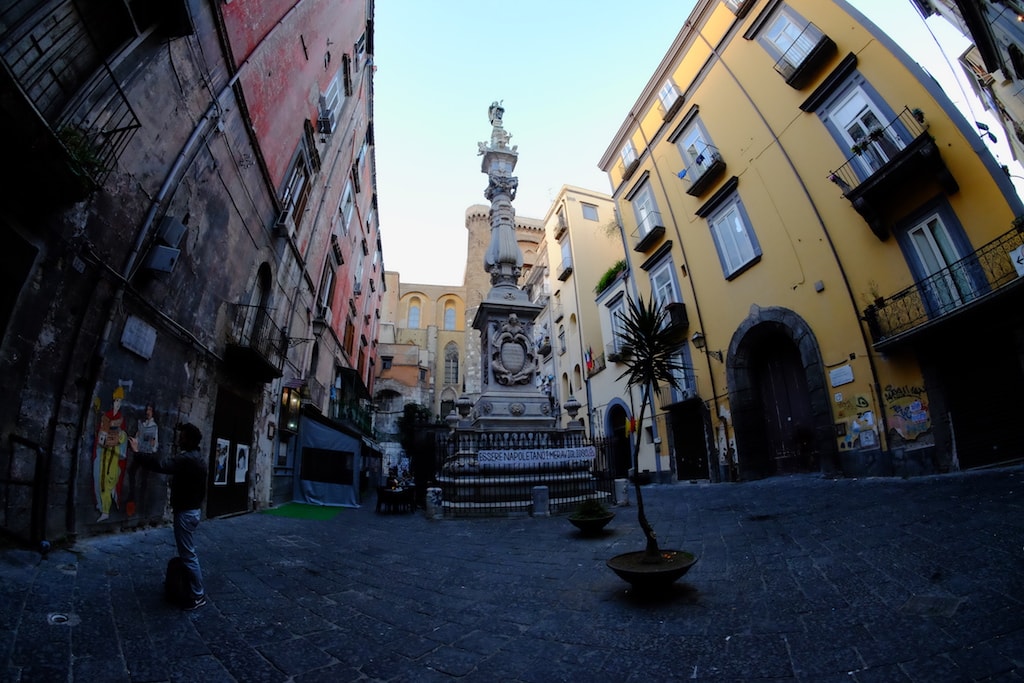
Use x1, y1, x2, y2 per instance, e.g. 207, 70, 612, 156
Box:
260, 503, 344, 520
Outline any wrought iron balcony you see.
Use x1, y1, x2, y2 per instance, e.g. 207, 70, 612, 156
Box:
666, 302, 689, 330
225, 304, 287, 382
682, 145, 726, 197
330, 400, 375, 435
303, 377, 327, 413
557, 256, 573, 281
631, 211, 666, 252
828, 107, 957, 240
773, 22, 836, 89
1, 1, 141, 201
606, 341, 633, 363
863, 223, 1024, 348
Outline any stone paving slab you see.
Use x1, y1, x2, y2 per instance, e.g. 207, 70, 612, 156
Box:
1, 467, 1022, 682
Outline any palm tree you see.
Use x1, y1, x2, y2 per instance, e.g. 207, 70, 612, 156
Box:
614, 294, 689, 562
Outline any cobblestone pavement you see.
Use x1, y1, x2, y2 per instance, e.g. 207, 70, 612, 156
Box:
2, 467, 1022, 682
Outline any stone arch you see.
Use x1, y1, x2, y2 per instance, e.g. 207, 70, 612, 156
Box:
726, 305, 837, 479
439, 386, 458, 420
603, 398, 633, 479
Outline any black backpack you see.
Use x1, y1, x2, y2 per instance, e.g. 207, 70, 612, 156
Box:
164, 557, 192, 608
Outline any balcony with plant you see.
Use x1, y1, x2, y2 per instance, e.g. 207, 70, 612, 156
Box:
863, 217, 1024, 348
827, 107, 957, 240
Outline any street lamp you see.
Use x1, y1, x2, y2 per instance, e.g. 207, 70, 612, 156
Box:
691, 331, 723, 362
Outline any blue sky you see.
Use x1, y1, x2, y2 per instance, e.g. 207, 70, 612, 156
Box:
373, 1, 1018, 285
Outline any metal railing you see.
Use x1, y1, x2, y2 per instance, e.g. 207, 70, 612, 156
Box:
827, 107, 927, 195
1, 1, 141, 187
681, 143, 723, 188
304, 377, 326, 412
228, 304, 287, 372
557, 256, 573, 280
330, 400, 375, 435
437, 433, 617, 515
864, 223, 1024, 343
773, 22, 825, 80
630, 211, 665, 245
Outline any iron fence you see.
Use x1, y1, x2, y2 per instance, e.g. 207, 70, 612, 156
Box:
435, 432, 617, 516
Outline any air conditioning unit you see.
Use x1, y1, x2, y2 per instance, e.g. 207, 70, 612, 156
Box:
274, 207, 295, 238
156, 215, 187, 248
144, 215, 187, 273
144, 245, 181, 273
318, 112, 335, 135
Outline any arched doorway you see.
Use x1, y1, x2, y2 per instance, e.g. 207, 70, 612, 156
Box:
728, 308, 836, 479
606, 403, 632, 479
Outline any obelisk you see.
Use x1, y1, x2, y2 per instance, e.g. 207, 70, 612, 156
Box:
469, 102, 551, 429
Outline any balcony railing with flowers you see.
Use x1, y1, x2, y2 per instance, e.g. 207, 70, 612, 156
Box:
864, 222, 1024, 346
828, 107, 956, 240
1, 2, 141, 198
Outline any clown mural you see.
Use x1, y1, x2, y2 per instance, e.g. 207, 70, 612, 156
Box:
93, 385, 129, 522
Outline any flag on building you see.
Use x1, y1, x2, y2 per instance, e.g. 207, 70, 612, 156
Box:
585, 346, 594, 372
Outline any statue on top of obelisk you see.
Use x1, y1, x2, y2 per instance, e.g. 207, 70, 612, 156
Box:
478, 101, 522, 288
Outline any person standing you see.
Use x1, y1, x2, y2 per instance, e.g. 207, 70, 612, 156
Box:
131, 422, 208, 610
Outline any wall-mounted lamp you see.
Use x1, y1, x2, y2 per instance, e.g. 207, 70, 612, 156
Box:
280, 386, 302, 435
691, 331, 723, 362
312, 317, 327, 338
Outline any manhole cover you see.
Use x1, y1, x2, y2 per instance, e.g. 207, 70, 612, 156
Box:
47, 612, 81, 626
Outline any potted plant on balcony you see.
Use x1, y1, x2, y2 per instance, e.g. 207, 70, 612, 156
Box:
605, 295, 697, 592
594, 259, 627, 295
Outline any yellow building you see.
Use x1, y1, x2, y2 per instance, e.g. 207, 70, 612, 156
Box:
599, 0, 1024, 480
530, 187, 621, 426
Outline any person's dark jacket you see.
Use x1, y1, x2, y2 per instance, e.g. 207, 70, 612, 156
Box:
137, 448, 207, 511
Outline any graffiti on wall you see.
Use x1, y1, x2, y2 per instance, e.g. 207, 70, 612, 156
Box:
834, 392, 878, 450
883, 384, 931, 441
93, 386, 129, 522
93, 385, 161, 522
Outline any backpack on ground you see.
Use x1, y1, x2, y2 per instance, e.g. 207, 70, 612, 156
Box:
164, 556, 192, 608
